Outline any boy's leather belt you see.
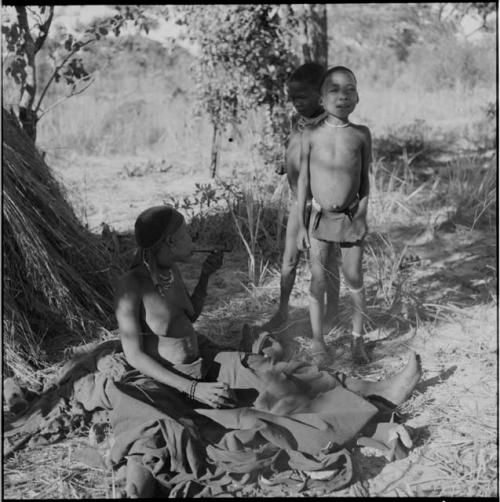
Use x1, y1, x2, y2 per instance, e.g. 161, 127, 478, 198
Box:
312, 197, 359, 221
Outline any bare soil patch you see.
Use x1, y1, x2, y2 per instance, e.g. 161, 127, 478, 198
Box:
4, 154, 497, 498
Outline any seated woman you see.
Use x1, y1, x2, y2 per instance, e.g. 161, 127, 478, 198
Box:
114, 204, 422, 496
115, 205, 421, 410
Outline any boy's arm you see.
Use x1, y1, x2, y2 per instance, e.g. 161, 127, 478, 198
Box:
275, 110, 293, 175
296, 128, 311, 250
357, 127, 372, 217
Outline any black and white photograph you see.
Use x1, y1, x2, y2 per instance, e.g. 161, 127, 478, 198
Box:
2, 3, 497, 498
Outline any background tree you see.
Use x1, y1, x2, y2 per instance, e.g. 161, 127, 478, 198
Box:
298, 4, 328, 67
1, 5, 155, 142
170, 4, 300, 177
168, 4, 333, 178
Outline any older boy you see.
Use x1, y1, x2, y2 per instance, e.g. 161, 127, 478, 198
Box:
296, 66, 371, 365
265, 63, 339, 331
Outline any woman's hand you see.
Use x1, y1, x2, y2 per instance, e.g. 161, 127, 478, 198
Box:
201, 250, 223, 276
193, 381, 235, 408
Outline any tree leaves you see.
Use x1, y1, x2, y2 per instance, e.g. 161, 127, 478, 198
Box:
175, 4, 298, 148
6, 56, 27, 85
64, 34, 73, 51
63, 58, 90, 84
1, 5, 157, 140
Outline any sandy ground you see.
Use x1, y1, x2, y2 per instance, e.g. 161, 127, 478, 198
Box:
4, 153, 496, 498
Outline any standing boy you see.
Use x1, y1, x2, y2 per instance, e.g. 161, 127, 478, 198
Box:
265, 63, 339, 332
296, 66, 371, 366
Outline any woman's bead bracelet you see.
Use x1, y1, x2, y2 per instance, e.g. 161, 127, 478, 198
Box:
188, 380, 198, 400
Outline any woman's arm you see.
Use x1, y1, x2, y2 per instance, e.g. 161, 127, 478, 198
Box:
188, 272, 209, 322
115, 281, 192, 393
188, 251, 223, 322
115, 276, 234, 408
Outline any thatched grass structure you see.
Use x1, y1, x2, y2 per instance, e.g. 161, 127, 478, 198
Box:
3, 108, 116, 384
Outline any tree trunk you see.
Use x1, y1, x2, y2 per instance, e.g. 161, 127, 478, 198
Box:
210, 121, 221, 178
16, 6, 38, 142
301, 4, 328, 67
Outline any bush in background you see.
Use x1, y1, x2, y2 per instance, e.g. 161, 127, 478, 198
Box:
402, 32, 496, 92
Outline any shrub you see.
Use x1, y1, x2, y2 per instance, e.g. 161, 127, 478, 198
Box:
404, 32, 495, 92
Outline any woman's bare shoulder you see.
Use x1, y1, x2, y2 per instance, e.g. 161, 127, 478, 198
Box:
115, 267, 147, 302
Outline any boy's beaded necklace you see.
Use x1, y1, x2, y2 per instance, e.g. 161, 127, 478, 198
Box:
324, 119, 350, 128
295, 110, 328, 132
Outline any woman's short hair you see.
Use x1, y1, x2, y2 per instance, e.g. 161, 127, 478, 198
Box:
134, 205, 184, 249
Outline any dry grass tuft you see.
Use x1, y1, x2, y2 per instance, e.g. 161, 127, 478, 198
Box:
3, 438, 115, 499
310, 303, 498, 498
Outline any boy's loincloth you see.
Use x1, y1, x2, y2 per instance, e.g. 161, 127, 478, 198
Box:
310, 197, 367, 244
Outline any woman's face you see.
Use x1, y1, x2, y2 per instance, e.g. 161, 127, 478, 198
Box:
156, 222, 194, 266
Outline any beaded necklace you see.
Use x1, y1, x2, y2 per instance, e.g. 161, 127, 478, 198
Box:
324, 119, 350, 128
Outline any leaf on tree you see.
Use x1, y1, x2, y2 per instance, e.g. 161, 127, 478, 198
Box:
64, 36, 73, 51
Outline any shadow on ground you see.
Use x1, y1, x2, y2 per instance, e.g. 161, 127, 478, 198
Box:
415, 365, 458, 394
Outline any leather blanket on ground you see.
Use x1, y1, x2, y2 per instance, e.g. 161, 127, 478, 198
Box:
4, 337, 393, 497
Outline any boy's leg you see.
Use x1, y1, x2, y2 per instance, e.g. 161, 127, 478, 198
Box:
265, 201, 301, 330
341, 240, 370, 364
324, 242, 341, 333
308, 235, 330, 366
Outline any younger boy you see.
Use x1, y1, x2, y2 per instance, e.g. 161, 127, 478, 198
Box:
265, 63, 339, 331
296, 66, 371, 365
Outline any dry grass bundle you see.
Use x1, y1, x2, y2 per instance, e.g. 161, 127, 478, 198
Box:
2, 108, 116, 383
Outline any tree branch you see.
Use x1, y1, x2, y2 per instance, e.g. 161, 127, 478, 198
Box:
38, 77, 95, 119
465, 21, 486, 38
15, 6, 33, 45
34, 38, 95, 114
34, 6, 54, 53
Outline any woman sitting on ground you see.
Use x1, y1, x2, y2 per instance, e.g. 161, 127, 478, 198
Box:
115, 204, 422, 411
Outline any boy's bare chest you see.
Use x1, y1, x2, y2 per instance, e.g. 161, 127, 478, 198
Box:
312, 128, 363, 156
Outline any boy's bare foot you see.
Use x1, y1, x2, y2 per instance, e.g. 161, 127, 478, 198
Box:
366, 352, 422, 406
311, 339, 330, 368
263, 309, 288, 331
351, 336, 370, 364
